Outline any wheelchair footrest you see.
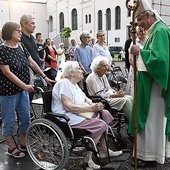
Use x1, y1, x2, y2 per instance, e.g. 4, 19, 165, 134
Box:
102, 162, 120, 170
113, 150, 131, 162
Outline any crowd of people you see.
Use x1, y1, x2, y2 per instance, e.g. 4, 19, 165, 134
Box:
0, 0, 170, 169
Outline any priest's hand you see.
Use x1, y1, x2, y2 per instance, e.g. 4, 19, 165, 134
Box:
130, 45, 140, 56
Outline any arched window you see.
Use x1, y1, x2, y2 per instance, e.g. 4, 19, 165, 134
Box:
89, 14, 91, 23
98, 10, 102, 30
106, 8, 111, 30
49, 15, 53, 32
72, 9, 78, 30
85, 15, 88, 23
115, 6, 121, 29
59, 12, 64, 31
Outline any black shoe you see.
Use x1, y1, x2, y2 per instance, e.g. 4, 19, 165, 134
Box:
131, 159, 156, 168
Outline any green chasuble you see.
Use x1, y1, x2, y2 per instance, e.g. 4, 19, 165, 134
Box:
128, 21, 170, 140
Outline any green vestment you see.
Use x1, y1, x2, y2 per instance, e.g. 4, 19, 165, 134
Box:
128, 21, 170, 140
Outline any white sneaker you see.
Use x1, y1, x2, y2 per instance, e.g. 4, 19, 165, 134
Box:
88, 159, 101, 169
100, 149, 123, 158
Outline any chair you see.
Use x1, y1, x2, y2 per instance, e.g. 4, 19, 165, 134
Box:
26, 90, 121, 170
110, 66, 127, 91
111, 65, 126, 78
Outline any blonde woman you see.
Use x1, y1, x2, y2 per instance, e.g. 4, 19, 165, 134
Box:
93, 30, 112, 78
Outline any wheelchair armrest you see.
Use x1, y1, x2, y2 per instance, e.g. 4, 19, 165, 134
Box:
91, 96, 103, 103
45, 112, 70, 122
87, 95, 103, 103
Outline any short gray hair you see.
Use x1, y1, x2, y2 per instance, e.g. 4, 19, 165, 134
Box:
62, 61, 79, 78
90, 56, 109, 73
79, 31, 91, 42
20, 14, 35, 27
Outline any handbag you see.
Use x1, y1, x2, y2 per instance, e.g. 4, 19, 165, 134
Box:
78, 102, 95, 119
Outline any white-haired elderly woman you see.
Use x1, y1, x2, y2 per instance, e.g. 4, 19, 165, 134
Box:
51, 61, 122, 169
57, 42, 65, 68
86, 56, 133, 120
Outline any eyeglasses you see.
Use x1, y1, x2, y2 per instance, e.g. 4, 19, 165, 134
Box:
15, 28, 22, 33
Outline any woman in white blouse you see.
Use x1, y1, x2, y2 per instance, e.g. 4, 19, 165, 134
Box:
51, 61, 122, 169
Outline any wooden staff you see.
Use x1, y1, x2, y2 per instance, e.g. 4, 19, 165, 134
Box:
125, 0, 139, 170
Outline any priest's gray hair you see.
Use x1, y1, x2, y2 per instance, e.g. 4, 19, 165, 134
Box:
62, 61, 79, 78
90, 56, 109, 73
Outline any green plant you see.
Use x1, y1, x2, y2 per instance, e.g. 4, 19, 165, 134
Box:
61, 27, 72, 38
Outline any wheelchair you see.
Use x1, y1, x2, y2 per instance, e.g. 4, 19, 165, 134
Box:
26, 90, 121, 170
82, 81, 129, 150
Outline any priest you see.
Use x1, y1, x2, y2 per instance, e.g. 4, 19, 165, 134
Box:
128, 0, 170, 168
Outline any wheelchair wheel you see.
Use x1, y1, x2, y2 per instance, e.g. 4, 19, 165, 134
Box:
26, 118, 69, 170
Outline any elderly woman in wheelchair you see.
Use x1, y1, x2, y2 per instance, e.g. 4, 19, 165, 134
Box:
86, 56, 133, 120
51, 61, 122, 169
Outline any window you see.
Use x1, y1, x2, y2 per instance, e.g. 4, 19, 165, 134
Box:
72, 9, 78, 30
49, 15, 53, 32
89, 14, 91, 23
98, 10, 102, 30
106, 8, 111, 30
115, 6, 121, 29
59, 12, 64, 31
115, 37, 120, 42
85, 15, 88, 23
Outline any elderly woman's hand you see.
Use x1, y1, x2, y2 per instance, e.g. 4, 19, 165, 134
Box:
110, 89, 125, 98
117, 89, 125, 96
91, 102, 104, 112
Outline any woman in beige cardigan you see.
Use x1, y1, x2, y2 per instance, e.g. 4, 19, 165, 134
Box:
86, 56, 133, 120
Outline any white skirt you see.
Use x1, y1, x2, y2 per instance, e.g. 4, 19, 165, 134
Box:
135, 81, 170, 164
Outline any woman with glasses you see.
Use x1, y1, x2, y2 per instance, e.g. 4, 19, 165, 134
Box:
0, 21, 53, 158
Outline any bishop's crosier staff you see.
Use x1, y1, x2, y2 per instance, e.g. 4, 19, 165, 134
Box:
125, 0, 139, 169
